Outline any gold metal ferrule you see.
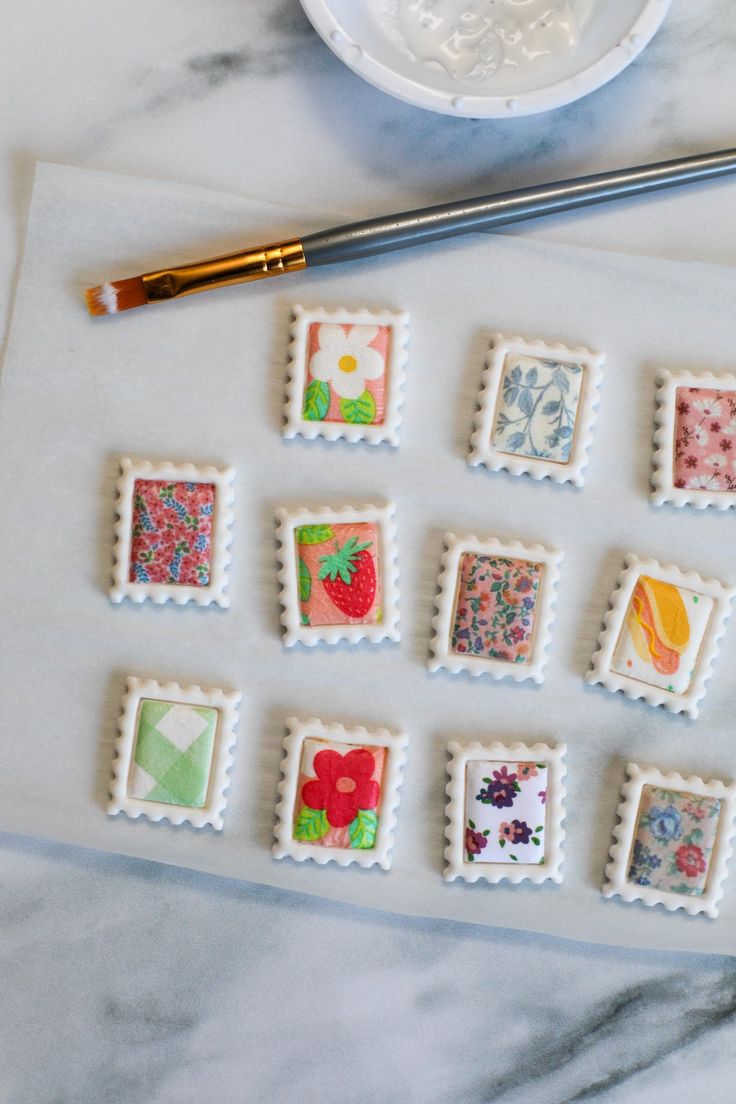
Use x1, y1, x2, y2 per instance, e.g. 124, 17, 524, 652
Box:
141, 238, 306, 302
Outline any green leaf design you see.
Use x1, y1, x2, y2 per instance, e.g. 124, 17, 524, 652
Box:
349, 809, 378, 849
535, 825, 544, 833
300, 612, 310, 626
498, 838, 506, 848
303, 379, 330, 421
293, 806, 329, 841
468, 819, 476, 830
298, 557, 311, 602
318, 536, 371, 584
339, 390, 376, 425
509, 853, 518, 861
296, 524, 335, 545
531, 837, 541, 846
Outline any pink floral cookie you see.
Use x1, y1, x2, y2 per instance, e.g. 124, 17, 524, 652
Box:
284, 306, 410, 446
603, 763, 736, 918
111, 459, 235, 607
673, 388, 736, 491
445, 741, 567, 884
429, 534, 563, 684
276, 504, 399, 647
273, 718, 408, 869
451, 553, 541, 664
652, 370, 736, 509
130, 479, 214, 587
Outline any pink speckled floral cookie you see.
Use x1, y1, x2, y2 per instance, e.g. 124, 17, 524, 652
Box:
111, 459, 235, 607
429, 533, 563, 684
652, 369, 736, 509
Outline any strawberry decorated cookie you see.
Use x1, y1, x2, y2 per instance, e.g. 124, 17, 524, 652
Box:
276, 504, 400, 647
297, 522, 381, 627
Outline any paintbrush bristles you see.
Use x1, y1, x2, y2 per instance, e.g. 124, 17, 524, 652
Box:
84, 277, 147, 316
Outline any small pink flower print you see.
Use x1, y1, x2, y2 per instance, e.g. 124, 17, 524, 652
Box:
129, 480, 215, 587
683, 802, 706, 820
516, 763, 538, 781
451, 553, 541, 664
673, 386, 736, 491
498, 822, 515, 842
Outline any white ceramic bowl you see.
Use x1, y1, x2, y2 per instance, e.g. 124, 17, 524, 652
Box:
300, 0, 672, 118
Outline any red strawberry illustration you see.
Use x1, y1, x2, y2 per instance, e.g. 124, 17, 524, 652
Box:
318, 537, 376, 618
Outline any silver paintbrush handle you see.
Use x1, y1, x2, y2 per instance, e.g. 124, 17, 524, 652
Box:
302, 148, 736, 265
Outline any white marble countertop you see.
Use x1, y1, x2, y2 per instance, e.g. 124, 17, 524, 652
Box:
2, 2, 736, 1100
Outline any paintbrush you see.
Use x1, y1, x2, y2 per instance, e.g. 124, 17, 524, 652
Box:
85, 147, 736, 316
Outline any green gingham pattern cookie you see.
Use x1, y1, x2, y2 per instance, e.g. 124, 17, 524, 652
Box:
129, 700, 218, 808
108, 677, 241, 830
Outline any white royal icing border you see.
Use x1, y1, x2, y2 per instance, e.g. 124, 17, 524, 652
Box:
428, 533, 563, 683
273, 717, 409, 869
468, 333, 605, 487
283, 304, 410, 447
444, 740, 566, 885
110, 458, 235, 607
108, 676, 242, 830
603, 763, 736, 918
585, 553, 735, 719
276, 502, 400, 647
651, 369, 736, 510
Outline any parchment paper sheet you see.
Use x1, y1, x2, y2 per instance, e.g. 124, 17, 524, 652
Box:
1, 161, 735, 954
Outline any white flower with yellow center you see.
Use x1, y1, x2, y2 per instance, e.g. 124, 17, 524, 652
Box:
309, 324, 385, 400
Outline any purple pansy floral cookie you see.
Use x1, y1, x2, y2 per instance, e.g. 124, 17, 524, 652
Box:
464, 760, 548, 865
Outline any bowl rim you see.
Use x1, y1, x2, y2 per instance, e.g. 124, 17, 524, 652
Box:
299, 0, 673, 118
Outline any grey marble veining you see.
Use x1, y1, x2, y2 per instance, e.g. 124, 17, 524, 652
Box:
2, 830, 736, 1104
3, 1, 736, 1100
